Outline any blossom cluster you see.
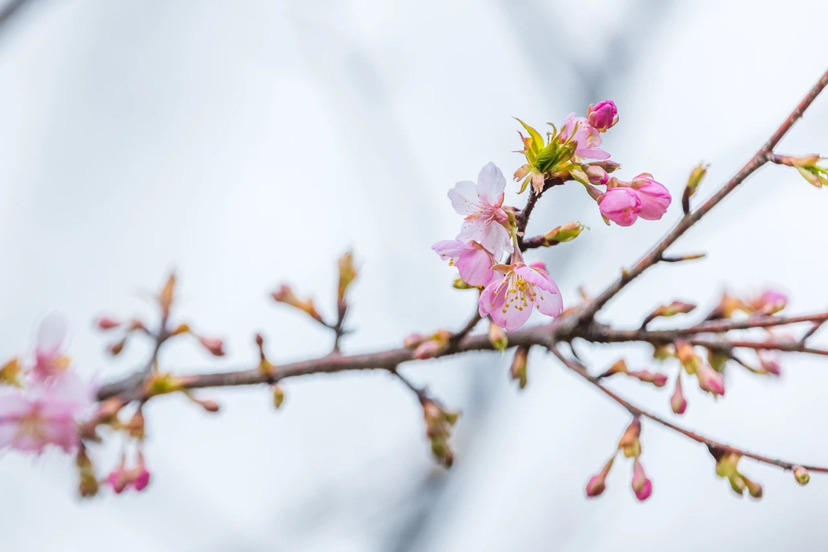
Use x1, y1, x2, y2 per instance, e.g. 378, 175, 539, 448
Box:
0, 316, 94, 454
433, 102, 672, 330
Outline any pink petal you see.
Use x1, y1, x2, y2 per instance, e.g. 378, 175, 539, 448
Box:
447, 181, 481, 215
478, 276, 507, 318
432, 240, 475, 261
491, 291, 533, 331
476, 162, 507, 206
515, 266, 563, 317
36, 314, 67, 357
455, 248, 495, 287
479, 220, 513, 257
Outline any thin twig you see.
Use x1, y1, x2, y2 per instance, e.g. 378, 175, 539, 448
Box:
550, 347, 828, 473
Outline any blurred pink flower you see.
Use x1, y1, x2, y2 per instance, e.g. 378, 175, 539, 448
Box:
560, 114, 610, 160
448, 162, 513, 258
599, 187, 642, 227
587, 101, 619, 132
33, 314, 70, 381
478, 261, 563, 331
0, 373, 94, 454
753, 290, 788, 315
432, 240, 496, 286
697, 364, 726, 397
631, 174, 671, 220
107, 452, 151, 494
632, 458, 653, 501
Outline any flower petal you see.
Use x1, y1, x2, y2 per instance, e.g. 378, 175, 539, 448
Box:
432, 240, 474, 261
479, 220, 513, 257
476, 162, 507, 206
479, 276, 507, 318
447, 180, 480, 215
456, 248, 495, 287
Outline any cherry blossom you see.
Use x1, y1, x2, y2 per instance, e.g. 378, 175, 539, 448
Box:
559, 114, 610, 161
478, 260, 563, 331
432, 240, 496, 286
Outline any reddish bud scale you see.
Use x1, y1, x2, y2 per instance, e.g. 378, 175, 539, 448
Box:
96, 317, 122, 330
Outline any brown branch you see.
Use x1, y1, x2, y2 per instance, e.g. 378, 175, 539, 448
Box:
575, 67, 828, 324
550, 347, 828, 474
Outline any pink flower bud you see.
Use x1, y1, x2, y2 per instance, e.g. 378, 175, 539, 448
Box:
585, 165, 609, 186
631, 174, 671, 220
757, 350, 781, 376
586, 456, 614, 498
631, 458, 653, 501
198, 337, 226, 357
696, 364, 726, 397
752, 290, 788, 315
599, 187, 642, 227
587, 101, 619, 132
794, 465, 810, 485
95, 317, 122, 331
413, 340, 443, 360
671, 375, 687, 414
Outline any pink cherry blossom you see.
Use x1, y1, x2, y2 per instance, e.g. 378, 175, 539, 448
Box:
432, 240, 496, 286
631, 173, 671, 220
448, 162, 513, 258
478, 261, 563, 331
559, 114, 610, 160
587, 101, 619, 132
0, 373, 94, 454
632, 458, 653, 501
33, 314, 70, 381
599, 187, 642, 227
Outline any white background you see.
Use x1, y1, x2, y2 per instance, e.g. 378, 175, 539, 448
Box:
1, 1, 827, 550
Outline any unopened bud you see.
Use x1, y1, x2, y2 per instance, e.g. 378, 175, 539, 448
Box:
585, 165, 609, 186
453, 278, 474, 290
751, 290, 788, 315
198, 336, 226, 357
682, 163, 708, 214
729, 473, 747, 496
96, 317, 122, 331
641, 301, 696, 328
758, 350, 781, 376
652, 344, 674, 361
510, 346, 529, 389
618, 417, 642, 457
587, 101, 619, 132
272, 385, 285, 409
742, 474, 763, 499
586, 456, 615, 498
714, 451, 742, 479
675, 340, 701, 375
631, 458, 653, 501
793, 465, 810, 485
404, 333, 426, 349
76, 449, 99, 498
671, 375, 687, 414
337, 251, 358, 305
159, 273, 177, 319
587, 160, 622, 174
127, 409, 145, 440
271, 285, 325, 324
627, 369, 668, 388
600, 359, 628, 378
696, 363, 726, 397
543, 222, 586, 246
108, 337, 127, 356
489, 322, 508, 352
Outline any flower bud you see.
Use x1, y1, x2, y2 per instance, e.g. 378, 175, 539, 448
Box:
337, 251, 358, 305
587, 101, 619, 132
741, 474, 763, 499
489, 322, 508, 352
631, 458, 653, 501
413, 340, 442, 360
785, 154, 828, 187
671, 375, 687, 415
543, 222, 586, 246
587, 160, 622, 173
510, 346, 529, 389
108, 337, 127, 356
95, 317, 122, 331
599, 187, 642, 227
682, 163, 708, 213
404, 333, 426, 349
159, 273, 177, 319
272, 385, 286, 409
728, 473, 747, 496
586, 456, 615, 498
675, 341, 701, 375
793, 465, 810, 485
618, 417, 642, 457
198, 336, 226, 357
271, 285, 325, 324
127, 409, 145, 440
757, 350, 781, 376
627, 369, 668, 388
714, 451, 741, 478
453, 278, 474, 290
630, 173, 671, 221
601, 359, 628, 378
696, 363, 726, 397
751, 290, 788, 315
585, 165, 609, 186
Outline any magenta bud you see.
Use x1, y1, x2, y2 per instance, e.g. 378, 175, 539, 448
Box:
697, 364, 726, 397
587, 101, 619, 132
586, 456, 615, 498
96, 317, 122, 331
630, 173, 671, 221
599, 187, 642, 227
758, 350, 782, 376
631, 458, 653, 501
671, 375, 687, 415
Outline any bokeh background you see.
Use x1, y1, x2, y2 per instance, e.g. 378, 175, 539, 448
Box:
1, 0, 828, 550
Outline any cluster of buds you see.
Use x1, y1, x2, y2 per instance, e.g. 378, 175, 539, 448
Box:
640, 300, 696, 329
422, 398, 460, 468
592, 173, 672, 227
773, 154, 828, 188
711, 449, 762, 499
707, 289, 788, 320
106, 451, 151, 494
599, 359, 668, 388
676, 340, 726, 398
586, 418, 652, 501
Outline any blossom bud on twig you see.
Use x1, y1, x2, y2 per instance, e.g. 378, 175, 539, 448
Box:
543, 222, 586, 246
696, 363, 726, 397
95, 317, 122, 331
793, 465, 810, 485
159, 273, 177, 320
510, 346, 529, 389
586, 456, 615, 498
682, 163, 708, 214
271, 285, 326, 324
488, 322, 508, 352
640, 301, 696, 329
618, 417, 642, 458
272, 385, 286, 409
631, 458, 653, 501
671, 374, 687, 415
198, 336, 226, 357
